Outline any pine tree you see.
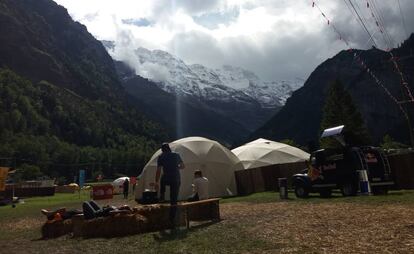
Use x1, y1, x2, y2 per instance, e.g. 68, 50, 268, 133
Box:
320, 80, 371, 148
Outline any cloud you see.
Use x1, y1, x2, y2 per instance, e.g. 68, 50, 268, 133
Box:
149, 0, 222, 17
54, 0, 414, 81
137, 62, 171, 82
122, 18, 152, 27
193, 7, 239, 29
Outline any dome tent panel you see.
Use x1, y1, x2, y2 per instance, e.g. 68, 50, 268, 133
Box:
112, 177, 129, 194
232, 138, 310, 169
136, 137, 242, 201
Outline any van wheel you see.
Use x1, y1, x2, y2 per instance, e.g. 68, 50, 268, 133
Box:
320, 189, 332, 198
294, 185, 309, 198
341, 182, 357, 197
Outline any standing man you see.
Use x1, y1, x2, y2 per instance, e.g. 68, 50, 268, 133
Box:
155, 143, 185, 228
123, 178, 129, 199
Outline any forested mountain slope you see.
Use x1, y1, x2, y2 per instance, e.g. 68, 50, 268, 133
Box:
0, 0, 168, 180
253, 34, 414, 146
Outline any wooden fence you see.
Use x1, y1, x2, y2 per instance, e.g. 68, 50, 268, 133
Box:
235, 161, 307, 196
235, 152, 414, 195
0, 184, 55, 199
388, 152, 414, 189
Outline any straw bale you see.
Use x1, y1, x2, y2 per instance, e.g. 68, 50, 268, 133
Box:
41, 219, 73, 239
133, 204, 186, 231
78, 213, 148, 238
41, 204, 189, 239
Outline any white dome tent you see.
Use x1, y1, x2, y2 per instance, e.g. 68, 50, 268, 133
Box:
232, 138, 310, 169
136, 137, 243, 200
112, 176, 129, 194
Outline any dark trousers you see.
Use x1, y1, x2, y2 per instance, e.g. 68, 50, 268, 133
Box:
160, 177, 180, 224
187, 193, 199, 202
82, 200, 102, 220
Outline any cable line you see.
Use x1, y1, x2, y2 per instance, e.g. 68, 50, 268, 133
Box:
397, 0, 409, 39
347, 0, 378, 48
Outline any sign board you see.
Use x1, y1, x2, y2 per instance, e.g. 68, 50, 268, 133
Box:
92, 184, 114, 200
321, 125, 345, 138
79, 170, 85, 188
0, 167, 9, 191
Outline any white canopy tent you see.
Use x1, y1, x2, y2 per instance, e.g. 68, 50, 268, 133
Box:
136, 137, 243, 200
232, 138, 310, 169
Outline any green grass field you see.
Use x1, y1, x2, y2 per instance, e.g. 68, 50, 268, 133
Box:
1, 190, 414, 253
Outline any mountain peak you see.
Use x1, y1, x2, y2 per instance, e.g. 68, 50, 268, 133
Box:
106, 46, 303, 107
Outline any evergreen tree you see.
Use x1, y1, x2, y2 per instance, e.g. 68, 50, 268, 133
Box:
320, 80, 371, 148
381, 134, 408, 150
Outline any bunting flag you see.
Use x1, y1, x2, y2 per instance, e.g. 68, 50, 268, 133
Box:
361, 0, 412, 100
310, 0, 412, 119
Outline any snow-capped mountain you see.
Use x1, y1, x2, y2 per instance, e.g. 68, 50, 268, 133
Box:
103, 42, 304, 133
108, 45, 303, 108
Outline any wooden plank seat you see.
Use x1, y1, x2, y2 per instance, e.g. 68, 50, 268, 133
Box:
177, 198, 221, 229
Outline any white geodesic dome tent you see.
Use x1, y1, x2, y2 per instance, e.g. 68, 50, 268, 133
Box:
112, 176, 129, 194
232, 138, 310, 169
135, 137, 243, 200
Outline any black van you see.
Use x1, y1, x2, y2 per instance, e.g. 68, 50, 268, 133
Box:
292, 126, 394, 198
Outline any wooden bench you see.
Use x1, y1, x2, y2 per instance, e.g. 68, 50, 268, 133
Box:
178, 198, 221, 229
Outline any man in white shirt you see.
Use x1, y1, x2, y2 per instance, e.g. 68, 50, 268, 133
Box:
188, 170, 209, 201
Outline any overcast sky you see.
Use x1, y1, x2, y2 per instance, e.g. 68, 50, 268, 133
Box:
53, 0, 414, 81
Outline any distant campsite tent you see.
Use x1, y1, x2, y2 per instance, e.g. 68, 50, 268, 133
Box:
232, 138, 310, 169
112, 177, 129, 194
136, 137, 243, 200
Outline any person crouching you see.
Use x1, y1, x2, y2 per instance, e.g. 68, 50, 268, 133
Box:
187, 170, 209, 202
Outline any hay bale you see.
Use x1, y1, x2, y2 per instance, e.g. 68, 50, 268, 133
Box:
77, 213, 148, 238
70, 204, 187, 238
41, 219, 73, 239
134, 204, 186, 231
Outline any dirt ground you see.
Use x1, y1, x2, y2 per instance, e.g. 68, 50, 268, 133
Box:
220, 201, 414, 253
1, 193, 414, 253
